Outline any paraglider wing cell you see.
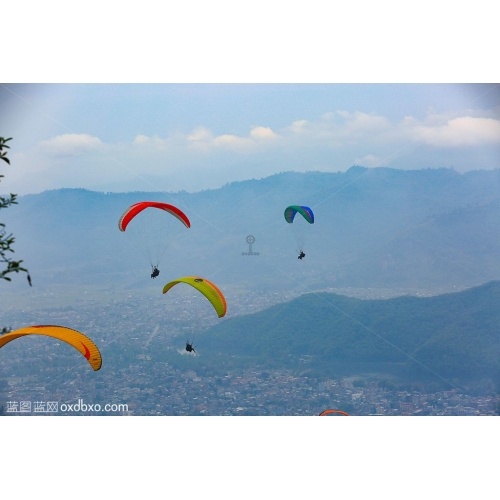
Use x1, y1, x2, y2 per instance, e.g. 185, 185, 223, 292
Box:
0, 325, 102, 371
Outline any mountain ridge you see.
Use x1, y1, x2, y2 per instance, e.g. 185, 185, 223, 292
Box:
2, 166, 500, 292
199, 280, 500, 384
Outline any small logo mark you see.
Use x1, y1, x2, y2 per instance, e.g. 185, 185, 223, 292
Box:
242, 235, 259, 256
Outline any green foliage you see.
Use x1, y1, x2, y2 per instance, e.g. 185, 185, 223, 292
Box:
0, 137, 11, 165
0, 136, 29, 283
0, 138, 16, 212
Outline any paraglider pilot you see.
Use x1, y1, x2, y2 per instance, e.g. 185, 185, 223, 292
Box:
186, 341, 196, 353
298, 251, 306, 260
151, 266, 160, 279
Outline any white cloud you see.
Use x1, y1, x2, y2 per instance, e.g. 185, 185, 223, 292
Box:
288, 120, 309, 134
213, 134, 253, 150
402, 115, 418, 126
211, 126, 279, 150
135, 125, 280, 154
412, 116, 500, 147
354, 154, 383, 167
39, 133, 103, 157
133, 134, 168, 150
342, 111, 392, 134
283, 111, 396, 148
24, 108, 498, 195
187, 127, 212, 142
249, 126, 279, 141
130, 110, 500, 159
39, 111, 500, 168
186, 127, 214, 152
133, 134, 150, 145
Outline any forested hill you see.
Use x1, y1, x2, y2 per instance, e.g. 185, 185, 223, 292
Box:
3, 166, 500, 292
200, 281, 500, 384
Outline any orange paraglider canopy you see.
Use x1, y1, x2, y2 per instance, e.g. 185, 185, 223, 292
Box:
319, 409, 349, 416
0, 325, 102, 371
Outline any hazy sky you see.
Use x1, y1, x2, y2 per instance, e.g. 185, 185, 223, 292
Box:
1, 83, 499, 194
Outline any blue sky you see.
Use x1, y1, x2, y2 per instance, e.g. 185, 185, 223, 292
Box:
1, 83, 499, 194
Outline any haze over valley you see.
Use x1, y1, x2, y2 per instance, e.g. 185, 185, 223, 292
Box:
2, 167, 500, 415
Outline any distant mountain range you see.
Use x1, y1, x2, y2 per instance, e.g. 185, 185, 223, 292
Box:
200, 281, 500, 385
3, 166, 500, 292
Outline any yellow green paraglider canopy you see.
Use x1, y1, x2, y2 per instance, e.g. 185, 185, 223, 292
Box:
162, 276, 227, 318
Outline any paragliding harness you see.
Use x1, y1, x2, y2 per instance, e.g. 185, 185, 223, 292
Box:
298, 251, 306, 260
151, 266, 160, 279
186, 340, 196, 354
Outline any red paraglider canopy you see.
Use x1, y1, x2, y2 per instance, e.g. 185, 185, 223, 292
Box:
118, 202, 190, 232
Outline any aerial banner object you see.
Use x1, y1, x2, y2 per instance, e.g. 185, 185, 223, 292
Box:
0, 325, 102, 371
118, 201, 191, 268
319, 409, 349, 416
162, 276, 227, 318
284, 205, 314, 253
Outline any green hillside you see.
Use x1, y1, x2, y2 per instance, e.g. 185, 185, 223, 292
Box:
200, 281, 500, 384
